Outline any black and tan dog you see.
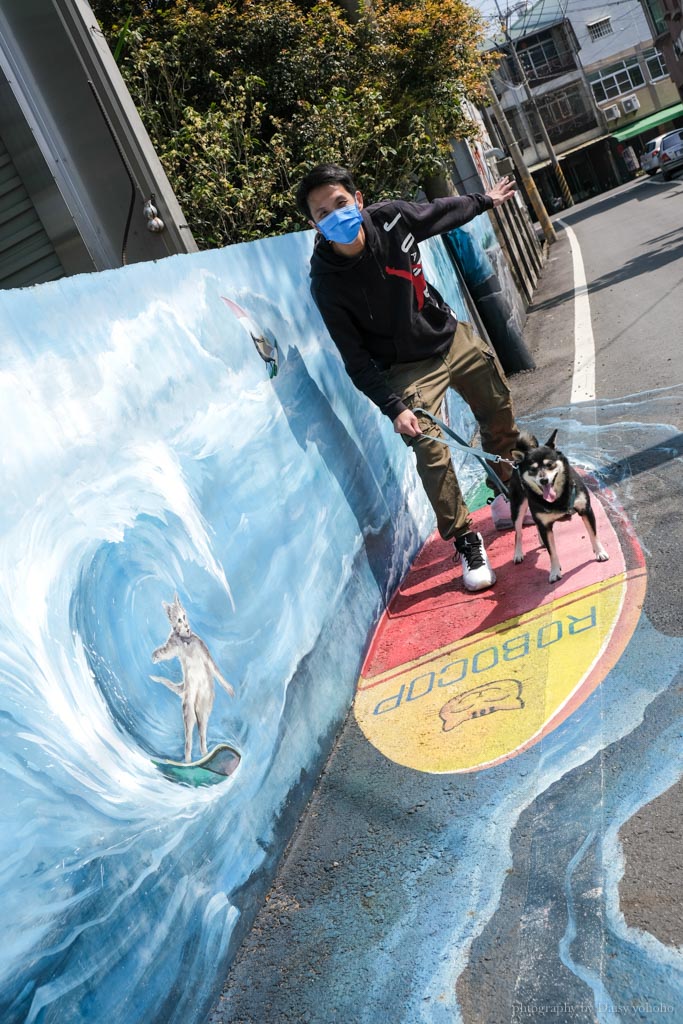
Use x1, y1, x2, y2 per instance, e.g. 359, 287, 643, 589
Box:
508, 430, 609, 583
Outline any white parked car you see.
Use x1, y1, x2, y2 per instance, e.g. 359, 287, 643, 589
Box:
639, 134, 668, 175
659, 128, 683, 182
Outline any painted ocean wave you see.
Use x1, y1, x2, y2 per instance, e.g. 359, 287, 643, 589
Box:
0, 232, 478, 1022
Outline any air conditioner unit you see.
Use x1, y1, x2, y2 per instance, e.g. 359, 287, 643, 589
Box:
621, 95, 640, 114
603, 105, 621, 121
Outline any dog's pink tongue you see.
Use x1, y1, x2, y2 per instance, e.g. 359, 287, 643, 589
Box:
543, 482, 557, 502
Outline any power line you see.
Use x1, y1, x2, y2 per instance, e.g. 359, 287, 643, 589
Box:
580, 10, 653, 60
501, 0, 646, 37
492, 0, 656, 64
559, 0, 648, 8
508, 0, 553, 37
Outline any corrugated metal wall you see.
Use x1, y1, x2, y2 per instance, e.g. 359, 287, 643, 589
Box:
0, 134, 65, 290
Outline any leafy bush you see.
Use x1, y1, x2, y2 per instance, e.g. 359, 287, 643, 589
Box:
92, 0, 492, 246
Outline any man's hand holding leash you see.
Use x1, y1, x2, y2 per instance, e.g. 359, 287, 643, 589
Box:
393, 409, 422, 437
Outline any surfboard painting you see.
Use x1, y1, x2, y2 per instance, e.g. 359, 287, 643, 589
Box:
220, 296, 279, 377
152, 744, 241, 787
355, 485, 646, 774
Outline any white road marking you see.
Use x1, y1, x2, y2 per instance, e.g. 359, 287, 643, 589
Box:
558, 219, 595, 403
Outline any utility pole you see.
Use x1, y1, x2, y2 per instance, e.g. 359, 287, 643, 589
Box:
493, 0, 574, 208
494, 71, 545, 166
487, 83, 557, 244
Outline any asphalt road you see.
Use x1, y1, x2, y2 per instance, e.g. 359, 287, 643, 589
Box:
516, 174, 683, 639
210, 178, 683, 1024
498, 174, 683, 956
523, 175, 683, 402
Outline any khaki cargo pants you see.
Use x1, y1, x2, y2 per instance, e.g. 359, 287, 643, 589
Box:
385, 321, 518, 541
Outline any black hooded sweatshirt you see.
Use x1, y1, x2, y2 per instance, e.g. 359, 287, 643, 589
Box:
310, 194, 493, 422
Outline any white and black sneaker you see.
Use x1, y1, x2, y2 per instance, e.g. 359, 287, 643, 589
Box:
454, 531, 496, 592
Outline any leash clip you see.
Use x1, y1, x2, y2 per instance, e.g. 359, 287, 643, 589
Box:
412, 407, 511, 499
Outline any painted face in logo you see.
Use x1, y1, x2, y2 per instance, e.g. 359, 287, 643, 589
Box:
316, 203, 363, 245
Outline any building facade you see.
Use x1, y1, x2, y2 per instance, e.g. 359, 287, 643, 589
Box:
578, 0, 682, 156
486, 0, 683, 207
0, 0, 197, 291
639, 0, 683, 99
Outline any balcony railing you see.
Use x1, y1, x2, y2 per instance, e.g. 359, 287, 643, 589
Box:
505, 51, 579, 86
522, 54, 579, 84
529, 109, 598, 146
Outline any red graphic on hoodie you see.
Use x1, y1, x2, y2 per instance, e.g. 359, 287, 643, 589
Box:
385, 264, 426, 310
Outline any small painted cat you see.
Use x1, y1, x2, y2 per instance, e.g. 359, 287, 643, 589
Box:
151, 594, 235, 763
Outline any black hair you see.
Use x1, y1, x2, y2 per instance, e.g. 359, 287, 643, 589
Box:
295, 164, 358, 219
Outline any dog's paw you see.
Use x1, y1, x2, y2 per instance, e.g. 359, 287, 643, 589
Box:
513, 552, 524, 564
548, 568, 563, 583
595, 549, 609, 562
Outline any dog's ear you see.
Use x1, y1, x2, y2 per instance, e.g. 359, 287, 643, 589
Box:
511, 449, 525, 464
544, 429, 558, 449
514, 430, 537, 453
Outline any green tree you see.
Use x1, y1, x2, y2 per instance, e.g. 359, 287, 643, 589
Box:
91, 0, 493, 247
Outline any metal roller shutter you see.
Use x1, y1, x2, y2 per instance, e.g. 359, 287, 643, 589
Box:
0, 135, 65, 290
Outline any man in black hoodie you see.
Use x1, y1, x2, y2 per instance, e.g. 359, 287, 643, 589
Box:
295, 163, 522, 592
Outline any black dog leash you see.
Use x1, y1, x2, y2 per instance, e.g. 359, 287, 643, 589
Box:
412, 408, 514, 499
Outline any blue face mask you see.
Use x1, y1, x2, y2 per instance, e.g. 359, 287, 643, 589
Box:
317, 202, 363, 245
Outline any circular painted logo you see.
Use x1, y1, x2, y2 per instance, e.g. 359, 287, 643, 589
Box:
355, 496, 645, 774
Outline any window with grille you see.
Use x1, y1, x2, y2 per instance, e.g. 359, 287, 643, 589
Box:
528, 84, 597, 145
588, 57, 646, 102
587, 18, 613, 41
546, 93, 573, 120
644, 47, 668, 81
519, 38, 561, 78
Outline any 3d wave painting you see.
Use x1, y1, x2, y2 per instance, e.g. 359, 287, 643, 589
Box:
0, 231, 475, 1023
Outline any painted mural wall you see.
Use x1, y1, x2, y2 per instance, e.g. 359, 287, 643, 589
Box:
447, 213, 529, 373
0, 229, 480, 1023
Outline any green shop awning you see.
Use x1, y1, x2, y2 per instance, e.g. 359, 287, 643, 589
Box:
613, 102, 683, 142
